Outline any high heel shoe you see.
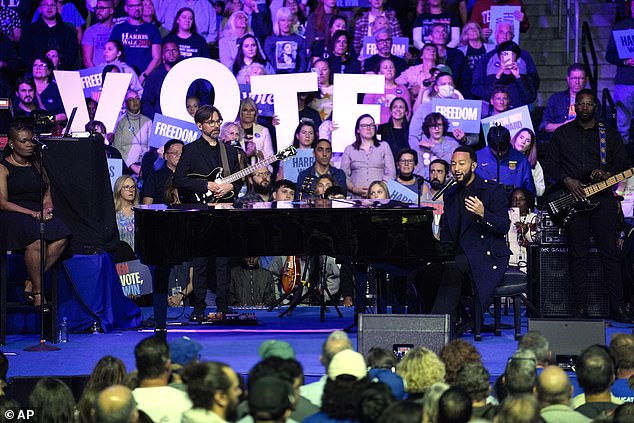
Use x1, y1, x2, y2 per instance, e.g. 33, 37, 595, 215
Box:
23, 279, 34, 304
30, 292, 48, 308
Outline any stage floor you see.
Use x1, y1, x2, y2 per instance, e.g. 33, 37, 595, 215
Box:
2, 306, 632, 386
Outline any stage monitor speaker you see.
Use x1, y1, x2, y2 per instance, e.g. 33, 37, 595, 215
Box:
528, 318, 606, 366
358, 314, 450, 357
537, 245, 607, 317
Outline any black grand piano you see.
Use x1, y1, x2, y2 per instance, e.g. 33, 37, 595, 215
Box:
134, 199, 441, 331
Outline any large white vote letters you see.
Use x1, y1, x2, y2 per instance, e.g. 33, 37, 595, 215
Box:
250, 73, 317, 150
160, 57, 241, 123
56, 71, 131, 133
56, 58, 387, 153
332, 73, 383, 152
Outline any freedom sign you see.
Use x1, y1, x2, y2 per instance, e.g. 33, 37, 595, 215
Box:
149, 113, 201, 149
481, 105, 534, 139
362, 36, 409, 58
432, 98, 482, 133
613, 29, 634, 59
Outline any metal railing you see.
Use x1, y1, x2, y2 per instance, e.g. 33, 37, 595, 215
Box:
555, 0, 580, 63
581, 21, 599, 94
602, 88, 617, 127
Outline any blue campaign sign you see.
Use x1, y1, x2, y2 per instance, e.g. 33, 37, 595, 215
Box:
362, 36, 409, 58
149, 113, 201, 149
107, 158, 123, 190
116, 260, 153, 296
432, 98, 482, 134
387, 180, 418, 204
481, 105, 533, 140
613, 29, 634, 59
239, 84, 274, 117
79, 66, 104, 100
337, 0, 369, 6
281, 148, 314, 183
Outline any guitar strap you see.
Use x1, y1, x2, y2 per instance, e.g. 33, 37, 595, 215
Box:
598, 122, 607, 169
217, 140, 231, 177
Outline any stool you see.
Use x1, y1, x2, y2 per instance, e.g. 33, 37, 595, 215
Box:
0, 251, 58, 346
473, 268, 539, 341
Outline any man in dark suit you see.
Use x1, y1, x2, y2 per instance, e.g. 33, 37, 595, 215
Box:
431, 146, 511, 334
173, 105, 243, 320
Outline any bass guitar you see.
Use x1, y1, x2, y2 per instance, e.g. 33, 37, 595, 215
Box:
545, 167, 634, 228
187, 145, 297, 204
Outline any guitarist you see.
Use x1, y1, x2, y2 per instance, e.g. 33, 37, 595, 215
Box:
545, 89, 632, 322
174, 105, 243, 320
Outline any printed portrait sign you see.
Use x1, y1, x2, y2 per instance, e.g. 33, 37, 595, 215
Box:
481, 105, 533, 139
613, 29, 634, 59
432, 99, 482, 133
275, 40, 299, 71
150, 113, 201, 149
489, 5, 521, 44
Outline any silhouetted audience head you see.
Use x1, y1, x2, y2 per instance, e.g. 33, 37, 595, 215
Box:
377, 400, 423, 423
437, 387, 472, 423
182, 361, 241, 420
576, 344, 616, 395
610, 333, 634, 377
77, 382, 108, 423
357, 381, 395, 423
536, 365, 572, 406
248, 375, 295, 422
504, 349, 537, 396
85, 355, 127, 391
421, 382, 450, 423
28, 377, 76, 423
493, 394, 541, 423
366, 347, 398, 370
614, 402, 634, 423
94, 384, 138, 423
454, 361, 490, 403
134, 336, 170, 382
518, 331, 551, 367
322, 375, 370, 421
439, 339, 482, 385
320, 330, 353, 369
397, 347, 446, 396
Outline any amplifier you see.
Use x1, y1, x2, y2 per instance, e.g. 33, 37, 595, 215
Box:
538, 211, 556, 229
534, 245, 607, 317
540, 229, 567, 245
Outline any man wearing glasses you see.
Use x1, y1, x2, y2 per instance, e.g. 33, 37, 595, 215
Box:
545, 89, 631, 323
362, 28, 407, 77
82, 0, 116, 67
174, 105, 243, 320
539, 63, 588, 138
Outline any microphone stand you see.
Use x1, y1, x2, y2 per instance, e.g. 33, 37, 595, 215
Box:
25, 133, 59, 352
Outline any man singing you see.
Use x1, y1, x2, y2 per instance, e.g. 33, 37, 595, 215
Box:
173, 105, 243, 321
431, 146, 511, 335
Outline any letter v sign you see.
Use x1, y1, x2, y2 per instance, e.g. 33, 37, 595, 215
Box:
55, 71, 132, 133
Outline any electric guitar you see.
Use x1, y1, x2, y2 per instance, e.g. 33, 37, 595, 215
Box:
545, 167, 634, 228
187, 145, 297, 204
281, 256, 302, 293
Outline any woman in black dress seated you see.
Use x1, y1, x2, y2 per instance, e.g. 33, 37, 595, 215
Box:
0, 123, 71, 307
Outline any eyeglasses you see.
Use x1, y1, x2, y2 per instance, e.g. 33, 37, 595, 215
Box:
399, 159, 415, 164
121, 185, 136, 190
95, 6, 113, 10
376, 38, 392, 44
253, 172, 272, 178
127, 3, 142, 8
203, 119, 223, 126
359, 123, 375, 129
33, 63, 48, 69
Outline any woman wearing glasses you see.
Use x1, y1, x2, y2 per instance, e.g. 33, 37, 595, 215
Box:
113, 175, 138, 252
340, 114, 396, 198
0, 124, 70, 307
31, 56, 67, 123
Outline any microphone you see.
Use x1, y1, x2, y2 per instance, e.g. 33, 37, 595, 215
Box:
31, 137, 48, 150
432, 178, 457, 201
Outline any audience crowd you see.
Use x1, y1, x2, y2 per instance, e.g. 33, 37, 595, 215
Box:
1, 330, 634, 422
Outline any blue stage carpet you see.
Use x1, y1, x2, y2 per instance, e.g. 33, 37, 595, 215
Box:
1, 306, 632, 385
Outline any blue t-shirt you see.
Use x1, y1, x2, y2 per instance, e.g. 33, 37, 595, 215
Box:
109, 21, 162, 75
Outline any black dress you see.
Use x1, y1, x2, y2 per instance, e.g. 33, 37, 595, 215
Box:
0, 159, 71, 250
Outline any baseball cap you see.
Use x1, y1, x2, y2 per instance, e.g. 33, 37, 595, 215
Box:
258, 340, 296, 360
327, 349, 368, 380
248, 376, 295, 420
169, 336, 202, 366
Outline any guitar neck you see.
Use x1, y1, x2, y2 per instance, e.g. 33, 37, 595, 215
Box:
220, 154, 281, 184
583, 168, 634, 197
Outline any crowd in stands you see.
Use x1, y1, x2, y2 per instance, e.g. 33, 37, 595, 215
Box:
2, 329, 634, 422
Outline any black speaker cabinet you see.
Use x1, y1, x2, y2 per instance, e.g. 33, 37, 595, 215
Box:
535, 245, 607, 317
357, 314, 450, 356
528, 318, 606, 365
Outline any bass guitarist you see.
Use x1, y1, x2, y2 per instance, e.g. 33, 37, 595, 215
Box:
545, 89, 631, 322
174, 105, 243, 320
